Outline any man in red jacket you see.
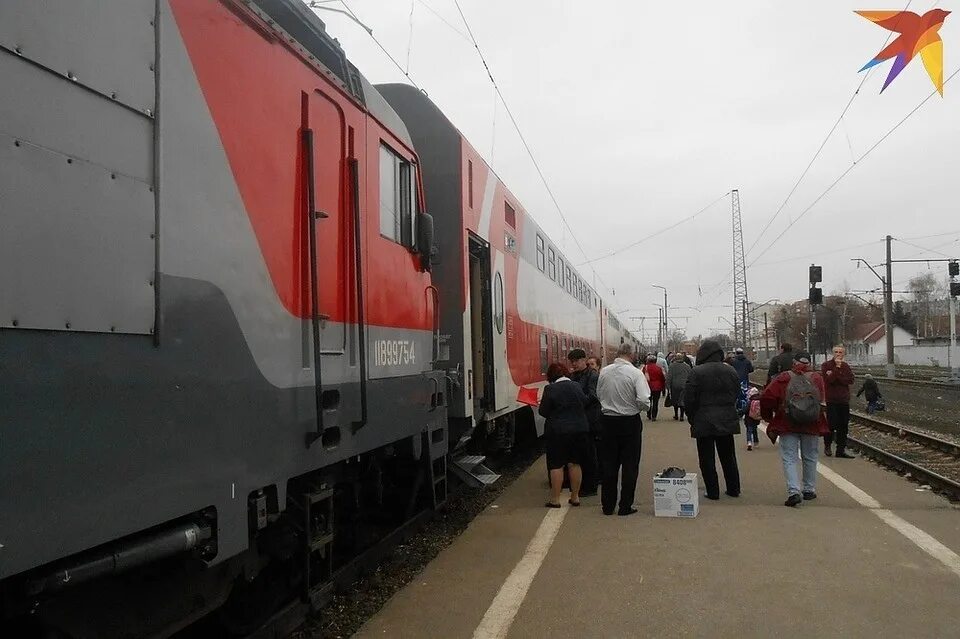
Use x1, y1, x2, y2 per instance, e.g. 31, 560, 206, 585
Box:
760, 351, 830, 507
821, 345, 856, 458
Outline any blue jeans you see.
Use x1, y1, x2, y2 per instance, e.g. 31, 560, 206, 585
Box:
778, 433, 819, 497
745, 421, 759, 444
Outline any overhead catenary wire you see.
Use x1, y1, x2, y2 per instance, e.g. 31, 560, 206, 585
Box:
449, 0, 612, 291
578, 191, 731, 266
335, 1, 422, 90
743, 0, 914, 260
746, 65, 960, 269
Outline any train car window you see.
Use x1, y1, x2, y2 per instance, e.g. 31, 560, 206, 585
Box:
565, 265, 572, 294
557, 256, 565, 289
552, 334, 559, 359
468, 160, 474, 209
379, 143, 414, 248
540, 332, 549, 374
505, 202, 516, 229
536, 235, 545, 271
547, 248, 556, 281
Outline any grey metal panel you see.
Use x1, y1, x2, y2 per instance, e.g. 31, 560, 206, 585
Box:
0, 53, 154, 183
0, 0, 156, 113
0, 140, 155, 334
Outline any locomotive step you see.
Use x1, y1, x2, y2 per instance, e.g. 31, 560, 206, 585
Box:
451, 455, 500, 488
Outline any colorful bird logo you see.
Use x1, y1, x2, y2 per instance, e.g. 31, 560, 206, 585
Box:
857, 9, 951, 95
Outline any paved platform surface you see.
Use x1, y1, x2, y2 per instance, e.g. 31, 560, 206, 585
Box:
356, 419, 960, 639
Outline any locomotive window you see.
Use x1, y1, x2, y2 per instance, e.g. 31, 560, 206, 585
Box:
494, 272, 504, 334
547, 248, 556, 281
536, 235, 545, 271
379, 143, 415, 248
540, 332, 549, 374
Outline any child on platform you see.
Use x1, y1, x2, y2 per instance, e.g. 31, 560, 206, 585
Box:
744, 386, 762, 450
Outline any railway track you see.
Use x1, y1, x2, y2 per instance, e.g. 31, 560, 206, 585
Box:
846, 411, 960, 501
747, 381, 960, 501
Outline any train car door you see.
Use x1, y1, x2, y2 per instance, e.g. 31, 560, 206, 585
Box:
305, 92, 347, 355
468, 233, 495, 418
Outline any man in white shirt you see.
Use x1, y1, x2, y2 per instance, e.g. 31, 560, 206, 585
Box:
597, 343, 651, 516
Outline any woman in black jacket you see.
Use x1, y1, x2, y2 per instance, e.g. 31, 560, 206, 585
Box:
684, 340, 742, 500
538, 362, 590, 507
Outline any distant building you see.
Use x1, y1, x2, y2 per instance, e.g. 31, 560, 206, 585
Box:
846, 321, 914, 364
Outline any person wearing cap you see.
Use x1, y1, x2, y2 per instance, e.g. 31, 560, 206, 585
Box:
684, 340, 742, 500
821, 344, 856, 458
568, 348, 600, 496
856, 374, 883, 413
730, 347, 754, 384
760, 350, 830, 507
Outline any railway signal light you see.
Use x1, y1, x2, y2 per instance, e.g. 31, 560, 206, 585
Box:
949, 261, 959, 277
809, 265, 822, 284
951, 282, 960, 298
809, 287, 823, 305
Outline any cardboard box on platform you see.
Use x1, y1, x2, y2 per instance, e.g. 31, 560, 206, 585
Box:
653, 473, 699, 518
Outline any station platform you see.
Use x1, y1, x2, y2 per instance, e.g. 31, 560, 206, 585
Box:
355, 419, 960, 639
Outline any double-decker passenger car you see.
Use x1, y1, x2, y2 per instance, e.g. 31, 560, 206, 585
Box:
379, 86, 641, 481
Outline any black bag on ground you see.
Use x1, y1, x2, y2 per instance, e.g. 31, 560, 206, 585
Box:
664, 392, 673, 407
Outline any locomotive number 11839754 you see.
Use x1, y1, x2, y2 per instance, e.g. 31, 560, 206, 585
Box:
373, 339, 416, 367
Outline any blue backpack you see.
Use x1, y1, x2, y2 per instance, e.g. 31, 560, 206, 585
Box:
736, 380, 749, 416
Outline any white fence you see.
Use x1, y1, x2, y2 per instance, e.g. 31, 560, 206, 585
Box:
846, 344, 959, 368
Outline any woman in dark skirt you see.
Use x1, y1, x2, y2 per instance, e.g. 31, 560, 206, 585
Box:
538, 362, 590, 507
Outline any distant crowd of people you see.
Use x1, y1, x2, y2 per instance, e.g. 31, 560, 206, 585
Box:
537, 339, 883, 511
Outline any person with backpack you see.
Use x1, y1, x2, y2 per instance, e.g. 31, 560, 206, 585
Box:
684, 340, 742, 500
760, 350, 830, 507
744, 386, 762, 450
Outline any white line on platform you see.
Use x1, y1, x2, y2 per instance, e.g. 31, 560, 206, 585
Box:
760, 424, 960, 580
818, 464, 960, 579
472, 506, 569, 639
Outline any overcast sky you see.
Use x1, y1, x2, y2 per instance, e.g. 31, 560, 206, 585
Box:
313, 0, 960, 341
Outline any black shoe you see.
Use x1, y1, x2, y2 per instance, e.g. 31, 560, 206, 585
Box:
602, 508, 615, 516
784, 494, 802, 507
836, 450, 855, 459
824, 447, 833, 457
704, 493, 720, 501
617, 507, 638, 516
725, 490, 740, 498
802, 491, 817, 501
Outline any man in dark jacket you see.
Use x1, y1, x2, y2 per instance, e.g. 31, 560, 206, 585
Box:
821, 345, 856, 458
731, 347, 754, 383
766, 342, 794, 386
684, 340, 742, 500
568, 348, 600, 496
856, 374, 883, 413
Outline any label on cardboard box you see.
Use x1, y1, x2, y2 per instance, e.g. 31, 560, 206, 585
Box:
653, 474, 699, 518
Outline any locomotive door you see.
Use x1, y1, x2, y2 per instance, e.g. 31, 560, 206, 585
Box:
468, 233, 495, 418
304, 92, 347, 355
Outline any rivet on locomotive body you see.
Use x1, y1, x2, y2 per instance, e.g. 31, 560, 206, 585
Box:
111, 92, 118, 100
14, 46, 22, 55
149, 63, 155, 72
14, 140, 20, 147
66, 158, 73, 164
11, 319, 18, 327
65, 322, 71, 329
110, 326, 116, 332
111, 173, 117, 180
145, 108, 153, 117
67, 71, 77, 81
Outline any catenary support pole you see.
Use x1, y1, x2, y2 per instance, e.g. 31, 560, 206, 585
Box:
885, 235, 896, 378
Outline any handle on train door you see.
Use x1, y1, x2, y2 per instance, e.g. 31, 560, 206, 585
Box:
467, 369, 473, 400
428, 376, 439, 412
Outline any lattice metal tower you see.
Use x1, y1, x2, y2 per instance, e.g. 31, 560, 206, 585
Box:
731, 189, 749, 347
